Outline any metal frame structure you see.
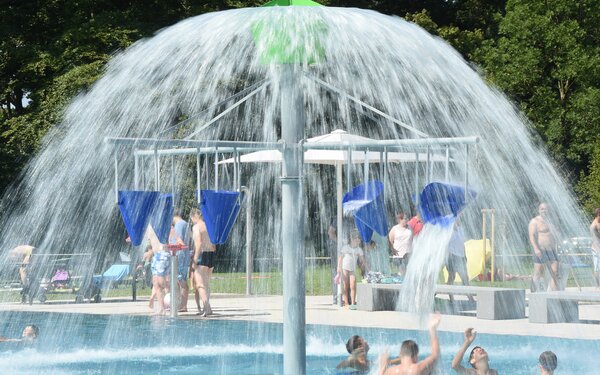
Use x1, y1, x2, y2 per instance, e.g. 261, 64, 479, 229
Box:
105, 71, 479, 374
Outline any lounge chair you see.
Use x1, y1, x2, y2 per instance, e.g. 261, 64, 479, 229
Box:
92, 264, 130, 290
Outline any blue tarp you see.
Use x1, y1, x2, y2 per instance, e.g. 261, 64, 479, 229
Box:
418, 182, 477, 227
200, 190, 244, 244
150, 193, 174, 244
118, 191, 160, 246
342, 180, 388, 243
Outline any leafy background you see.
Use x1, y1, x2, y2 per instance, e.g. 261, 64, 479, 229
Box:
1, 0, 598, 213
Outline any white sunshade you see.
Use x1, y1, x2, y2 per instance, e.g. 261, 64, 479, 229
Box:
218, 129, 449, 165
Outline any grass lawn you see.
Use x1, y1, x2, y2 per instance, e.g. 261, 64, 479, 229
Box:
0, 264, 594, 303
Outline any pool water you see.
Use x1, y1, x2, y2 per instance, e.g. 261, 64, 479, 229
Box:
0, 312, 597, 374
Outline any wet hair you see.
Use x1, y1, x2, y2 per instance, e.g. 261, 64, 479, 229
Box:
468, 346, 482, 368
25, 325, 39, 338
400, 340, 418, 358
595, 207, 600, 217
347, 229, 361, 243
190, 208, 202, 218
346, 335, 363, 354
173, 209, 182, 218
539, 351, 557, 371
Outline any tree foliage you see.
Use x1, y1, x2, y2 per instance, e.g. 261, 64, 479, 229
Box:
0, 0, 598, 207
478, 0, 600, 180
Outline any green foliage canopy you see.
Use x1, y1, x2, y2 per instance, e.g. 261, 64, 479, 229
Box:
0, 0, 598, 209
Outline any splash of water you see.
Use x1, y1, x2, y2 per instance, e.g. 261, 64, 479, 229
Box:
398, 224, 454, 314
0, 4, 589, 358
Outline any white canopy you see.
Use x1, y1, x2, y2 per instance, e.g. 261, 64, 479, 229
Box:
219, 129, 448, 165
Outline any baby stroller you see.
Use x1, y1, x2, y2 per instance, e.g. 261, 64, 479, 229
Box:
34, 266, 75, 303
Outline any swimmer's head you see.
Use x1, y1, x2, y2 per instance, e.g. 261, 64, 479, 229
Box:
345, 335, 369, 354
21, 325, 39, 341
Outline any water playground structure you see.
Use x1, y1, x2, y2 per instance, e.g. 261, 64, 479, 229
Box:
0, 1, 596, 374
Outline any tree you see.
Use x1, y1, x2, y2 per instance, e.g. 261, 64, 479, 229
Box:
478, 0, 600, 182
576, 139, 600, 214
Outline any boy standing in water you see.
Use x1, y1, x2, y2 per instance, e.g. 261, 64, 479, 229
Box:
451, 328, 498, 375
336, 335, 371, 373
378, 314, 441, 375
538, 351, 557, 375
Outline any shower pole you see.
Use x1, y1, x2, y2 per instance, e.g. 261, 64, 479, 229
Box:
280, 64, 306, 375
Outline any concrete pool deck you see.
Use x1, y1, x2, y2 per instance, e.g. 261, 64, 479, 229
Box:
1, 288, 599, 340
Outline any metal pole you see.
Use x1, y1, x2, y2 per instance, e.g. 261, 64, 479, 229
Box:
414, 151, 420, 208
196, 151, 201, 204
132, 246, 138, 302
171, 156, 176, 197
204, 154, 209, 190
214, 150, 219, 191
134, 152, 139, 190
170, 251, 178, 318
383, 148, 388, 199
346, 146, 352, 193
114, 150, 119, 204
141, 156, 146, 190
482, 209, 487, 281
426, 146, 431, 184
234, 149, 240, 191
464, 145, 469, 202
280, 64, 305, 375
241, 186, 253, 296
363, 150, 369, 181
336, 164, 343, 307
154, 147, 160, 191
491, 209, 496, 283
444, 146, 449, 182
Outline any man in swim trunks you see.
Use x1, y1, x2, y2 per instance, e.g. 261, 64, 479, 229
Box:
528, 202, 560, 291
191, 208, 216, 317
590, 208, 600, 289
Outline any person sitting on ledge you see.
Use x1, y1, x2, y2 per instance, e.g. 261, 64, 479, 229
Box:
451, 328, 498, 374
336, 335, 371, 373
0, 325, 39, 343
538, 351, 557, 375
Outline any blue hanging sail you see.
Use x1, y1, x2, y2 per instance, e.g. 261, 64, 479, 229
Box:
200, 190, 244, 244
118, 191, 160, 246
418, 182, 477, 227
342, 180, 388, 243
150, 193, 174, 244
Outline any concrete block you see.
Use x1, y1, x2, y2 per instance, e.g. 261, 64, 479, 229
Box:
529, 294, 579, 323
476, 289, 525, 320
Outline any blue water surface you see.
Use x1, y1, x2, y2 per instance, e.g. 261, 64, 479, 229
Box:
0, 311, 597, 374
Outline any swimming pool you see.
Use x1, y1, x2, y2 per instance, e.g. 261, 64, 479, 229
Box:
0, 311, 597, 374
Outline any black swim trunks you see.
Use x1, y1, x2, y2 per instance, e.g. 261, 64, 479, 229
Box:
533, 249, 558, 264
197, 251, 215, 268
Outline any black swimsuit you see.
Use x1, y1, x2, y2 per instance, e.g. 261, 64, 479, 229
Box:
197, 251, 215, 268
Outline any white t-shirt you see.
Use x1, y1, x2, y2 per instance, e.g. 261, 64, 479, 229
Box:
390, 225, 413, 258
340, 245, 364, 272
